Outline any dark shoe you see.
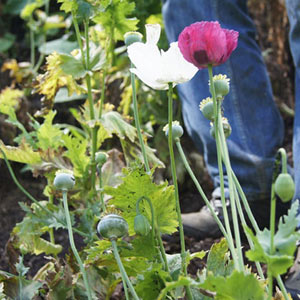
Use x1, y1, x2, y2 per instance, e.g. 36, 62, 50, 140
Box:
181, 195, 289, 240
285, 246, 300, 299
181, 197, 224, 239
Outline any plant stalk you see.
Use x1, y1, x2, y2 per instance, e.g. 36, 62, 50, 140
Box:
130, 63, 150, 173
167, 83, 193, 300
62, 190, 93, 300
207, 65, 239, 270
111, 239, 140, 300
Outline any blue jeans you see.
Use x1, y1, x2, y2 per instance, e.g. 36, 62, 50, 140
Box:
162, 0, 300, 203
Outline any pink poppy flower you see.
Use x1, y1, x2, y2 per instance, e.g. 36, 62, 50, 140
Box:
178, 21, 239, 69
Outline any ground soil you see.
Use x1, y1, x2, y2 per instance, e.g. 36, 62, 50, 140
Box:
0, 0, 296, 298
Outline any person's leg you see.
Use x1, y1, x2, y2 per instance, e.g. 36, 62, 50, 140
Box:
283, 1, 300, 296
162, 0, 284, 202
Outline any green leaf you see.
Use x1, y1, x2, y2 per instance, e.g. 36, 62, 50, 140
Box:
93, 0, 138, 41
135, 264, 170, 300
62, 134, 89, 178
54, 87, 86, 103
99, 111, 137, 142
12, 201, 65, 255
36, 110, 64, 151
20, 0, 44, 19
200, 270, 266, 300
0, 140, 41, 164
57, 0, 78, 13
206, 238, 234, 277
0, 33, 16, 52
105, 167, 178, 235
60, 54, 87, 79
157, 276, 194, 300
4, 277, 42, 300
245, 200, 300, 276
39, 39, 78, 55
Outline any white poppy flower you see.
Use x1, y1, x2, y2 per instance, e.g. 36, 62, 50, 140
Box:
127, 24, 198, 90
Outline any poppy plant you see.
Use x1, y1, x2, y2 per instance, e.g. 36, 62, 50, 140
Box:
127, 24, 198, 90
178, 21, 239, 69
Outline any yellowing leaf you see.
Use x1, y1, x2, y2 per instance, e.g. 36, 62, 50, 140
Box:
33, 52, 83, 114
0, 140, 41, 164
0, 87, 23, 117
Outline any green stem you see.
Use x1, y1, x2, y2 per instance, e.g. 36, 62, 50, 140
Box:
175, 141, 228, 239
62, 190, 93, 300
30, 24, 35, 67
122, 277, 130, 300
156, 228, 170, 273
207, 65, 239, 269
83, 20, 98, 195
278, 148, 288, 174
48, 193, 55, 245
231, 172, 260, 233
84, 19, 90, 69
167, 83, 193, 300
98, 69, 107, 119
233, 186, 265, 280
268, 269, 273, 300
135, 196, 169, 272
111, 240, 140, 300
18, 258, 23, 300
72, 12, 86, 67
98, 167, 105, 212
276, 275, 290, 300
130, 63, 150, 173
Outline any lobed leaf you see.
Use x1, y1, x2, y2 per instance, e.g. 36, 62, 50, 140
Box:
105, 167, 178, 234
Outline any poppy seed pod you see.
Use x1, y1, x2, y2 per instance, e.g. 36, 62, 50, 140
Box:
97, 214, 129, 240
54, 172, 75, 191
210, 118, 232, 139
163, 121, 184, 141
200, 97, 214, 121
209, 74, 230, 99
124, 31, 143, 46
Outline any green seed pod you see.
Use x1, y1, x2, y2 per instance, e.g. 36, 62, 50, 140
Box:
134, 214, 151, 236
97, 214, 128, 240
210, 119, 232, 139
124, 31, 143, 46
199, 98, 214, 121
95, 151, 108, 166
163, 121, 184, 140
54, 172, 75, 191
274, 173, 295, 202
209, 74, 230, 99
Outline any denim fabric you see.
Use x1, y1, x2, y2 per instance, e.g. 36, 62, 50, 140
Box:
162, 0, 299, 203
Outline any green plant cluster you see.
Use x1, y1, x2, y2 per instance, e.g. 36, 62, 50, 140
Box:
0, 0, 299, 299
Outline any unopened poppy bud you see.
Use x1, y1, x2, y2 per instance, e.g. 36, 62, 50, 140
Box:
124, 31, 143, 46
209, 74, 230, 100
274, 173, 295, 203
54, 171, 75, 191
163, 121, 184, 141
134, 214, 151, 236
95, 151, 108, 166
199, 97, 214, 120
210, 118, 232, 139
